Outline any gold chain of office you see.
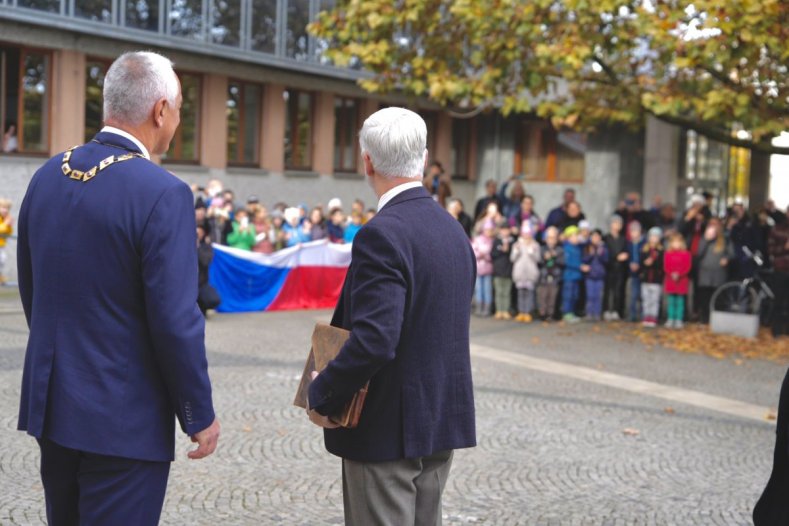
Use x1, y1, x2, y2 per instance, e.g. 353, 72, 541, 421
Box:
61, 145, 144, 182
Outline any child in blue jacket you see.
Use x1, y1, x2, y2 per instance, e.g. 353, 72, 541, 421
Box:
625, 221, 645, 321
561, 226, 584, 322
581, 229, 609, 321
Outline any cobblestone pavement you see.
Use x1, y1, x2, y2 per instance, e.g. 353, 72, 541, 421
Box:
0, 291, 784, 525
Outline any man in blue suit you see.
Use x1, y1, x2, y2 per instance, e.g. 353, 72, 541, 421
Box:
307, 107, 477, 525
17, 51, 219, 525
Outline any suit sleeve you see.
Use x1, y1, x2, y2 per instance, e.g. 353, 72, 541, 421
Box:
141, 183, 215, 435
309, 224, 407, 416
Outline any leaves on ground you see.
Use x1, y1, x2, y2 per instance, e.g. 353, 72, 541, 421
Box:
622, 428, 640, 436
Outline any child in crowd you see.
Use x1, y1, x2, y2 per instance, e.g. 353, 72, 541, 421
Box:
640, 227, 665, 327
561, 226, 584, 323
603, 215, 628, 321
252, 210, 275, 254
537, 226, 564, 321
695, 218, 733, 323
344, 211, 363, 243
0, 198, 12, 285
491, 226, 515, 320
472, 220, 496, 316
663, 232, 692, 329
511, 223, 541, 322
581, 229, 608, 321
625, 221, 645, 322
578, 220, 591, 244
282, 207, 310, 247
227, 209, 257, 251
327, 208, 346, 243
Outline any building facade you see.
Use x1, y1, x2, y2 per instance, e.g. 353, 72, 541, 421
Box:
1, 0, 773, 284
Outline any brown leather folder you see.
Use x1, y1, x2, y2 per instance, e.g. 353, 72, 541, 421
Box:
293, 322, 369, 428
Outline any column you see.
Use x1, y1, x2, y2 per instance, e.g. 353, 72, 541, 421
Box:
312, 92, 335, 175
261, 83, 285, 172
50, 50, 86, 153
199, 73, 228, 170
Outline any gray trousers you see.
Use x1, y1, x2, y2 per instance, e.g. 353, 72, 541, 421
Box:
342, 450, 454, 526
641, 283, 662, 320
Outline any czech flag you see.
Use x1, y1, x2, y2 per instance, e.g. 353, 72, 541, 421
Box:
208, 240, 351, 313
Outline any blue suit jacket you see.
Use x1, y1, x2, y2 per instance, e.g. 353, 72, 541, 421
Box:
17, 132, 215, 462
309, 186, 477, 462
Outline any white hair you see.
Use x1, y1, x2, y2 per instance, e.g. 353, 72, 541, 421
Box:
359, 107, 427, 179
103, 51, 179, 126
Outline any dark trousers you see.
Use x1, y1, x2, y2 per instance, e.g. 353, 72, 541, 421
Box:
770, 272, 789, 337
604, 270, 626, 317
585, 278, 604, 318
696, 285, 716, 324
37, 438, 170, 526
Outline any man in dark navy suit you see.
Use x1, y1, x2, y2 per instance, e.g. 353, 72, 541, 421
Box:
307, 107, 477, 525
17, 51, 219, 525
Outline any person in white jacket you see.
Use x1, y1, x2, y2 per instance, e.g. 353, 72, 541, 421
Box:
510, 222, 542, 322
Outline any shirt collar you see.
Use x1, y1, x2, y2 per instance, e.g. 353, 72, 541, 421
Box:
100, 126, 151, 160
377, 181, 424, 212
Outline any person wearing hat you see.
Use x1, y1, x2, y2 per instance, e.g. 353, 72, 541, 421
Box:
472, 219, 497, 316
561, 225, 584, 322
510, 221, 541, 322
491, 222, 515, 320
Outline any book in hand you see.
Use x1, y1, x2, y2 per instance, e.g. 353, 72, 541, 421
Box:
293, 322, 369, 429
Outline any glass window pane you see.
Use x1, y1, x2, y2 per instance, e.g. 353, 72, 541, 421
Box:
314, 0, 335, 64
242, 84, 261, 163
333, 97, 357, 172
451, 118, 470, 179
164, 73, 200, 161
226, 82, 240, 162
84, 61, 109, 142
75, 0, 113, 23
126, 0, 160, 31
210, 0, 240, 47
251, 0, 277, 53
170, 0, 203, 40
1, 46, 21, 154
20, 52, 49, 153
17, 0, 59, 12
285, 0, 310, 61
556, 132, 586, 182
284, 89, 313, 169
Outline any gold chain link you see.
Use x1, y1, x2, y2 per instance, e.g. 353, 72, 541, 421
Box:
61, 145, 144, 183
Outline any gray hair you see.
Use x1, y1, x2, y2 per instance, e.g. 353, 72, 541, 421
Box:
359, 107, 427, 179
103, 51, 179, 126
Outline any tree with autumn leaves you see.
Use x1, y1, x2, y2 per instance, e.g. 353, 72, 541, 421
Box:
310, 0, 788, 156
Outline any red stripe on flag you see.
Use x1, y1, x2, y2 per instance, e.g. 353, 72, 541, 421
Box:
266, 266, 348, 311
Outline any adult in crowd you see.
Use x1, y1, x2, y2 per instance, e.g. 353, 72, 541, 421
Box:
498, 177, 526, 222
474, 179, 502, 221
727, 201, 763, 279
423, 160, 452, 208
207, 196, 232, 245
556, 200, 585, 234
309, 207, 328, 241
16, 51, 218, 525
615, 192, 655, 231
197, 225, 221, 315
655, 202, 678, 235
765, 199, 788, 226
767, 214, 789, 337
508, 194, 542, 240
545, 188, 577, 229
2, 122, 18, 152
307, 107, 476, 526
680, 194, 709, 319
447, 198, 473, 238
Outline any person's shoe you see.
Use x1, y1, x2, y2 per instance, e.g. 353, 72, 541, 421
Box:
520, 313, 533, 323
664, 320, 675, 329
610, 312, 621, 321
494, 311, 503, 320
502, 312, 513, 321
563, 313, 580, 323
675, 320, 684, 329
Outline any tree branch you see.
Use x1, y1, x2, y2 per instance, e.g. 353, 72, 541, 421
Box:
652, 112, 789, 155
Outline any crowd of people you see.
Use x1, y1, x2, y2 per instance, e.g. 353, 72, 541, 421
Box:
461, 177, 789, 337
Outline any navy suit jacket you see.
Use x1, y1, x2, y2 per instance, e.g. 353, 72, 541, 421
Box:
309, 186, 477, 462
17, 132, 215, 462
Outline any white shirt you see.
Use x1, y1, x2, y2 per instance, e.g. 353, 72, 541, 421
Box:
100, 126, 151, 160
377, 181, 424, 212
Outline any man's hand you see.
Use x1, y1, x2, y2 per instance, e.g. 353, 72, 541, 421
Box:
188, 418, 220, 460
307, 371, 341, 429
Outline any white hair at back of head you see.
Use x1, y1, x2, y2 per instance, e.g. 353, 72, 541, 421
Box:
359, 107, 427, 179
103, 51, 179, 127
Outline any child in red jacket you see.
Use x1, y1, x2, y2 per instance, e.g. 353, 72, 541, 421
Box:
663, 232, 692, 328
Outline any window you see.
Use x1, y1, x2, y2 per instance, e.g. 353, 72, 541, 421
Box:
210, 0, 241, 47
334, 96, 358, 172
514, 120, 586, 182
285, 0, 310, 61
1, 46, 50, 154
84, 60, 110, 142
284, 89, 313, 169
75, 0, 113, 23
251, 0, 277, 53
126, 0, 160, 31
17, 0, 59, 13
226, 81, 262, 165
169, 0, 204, 40
163, 72, 201, 162
450, 117, 474, 179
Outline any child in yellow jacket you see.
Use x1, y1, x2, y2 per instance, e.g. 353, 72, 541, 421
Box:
0, 198, 13, 284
